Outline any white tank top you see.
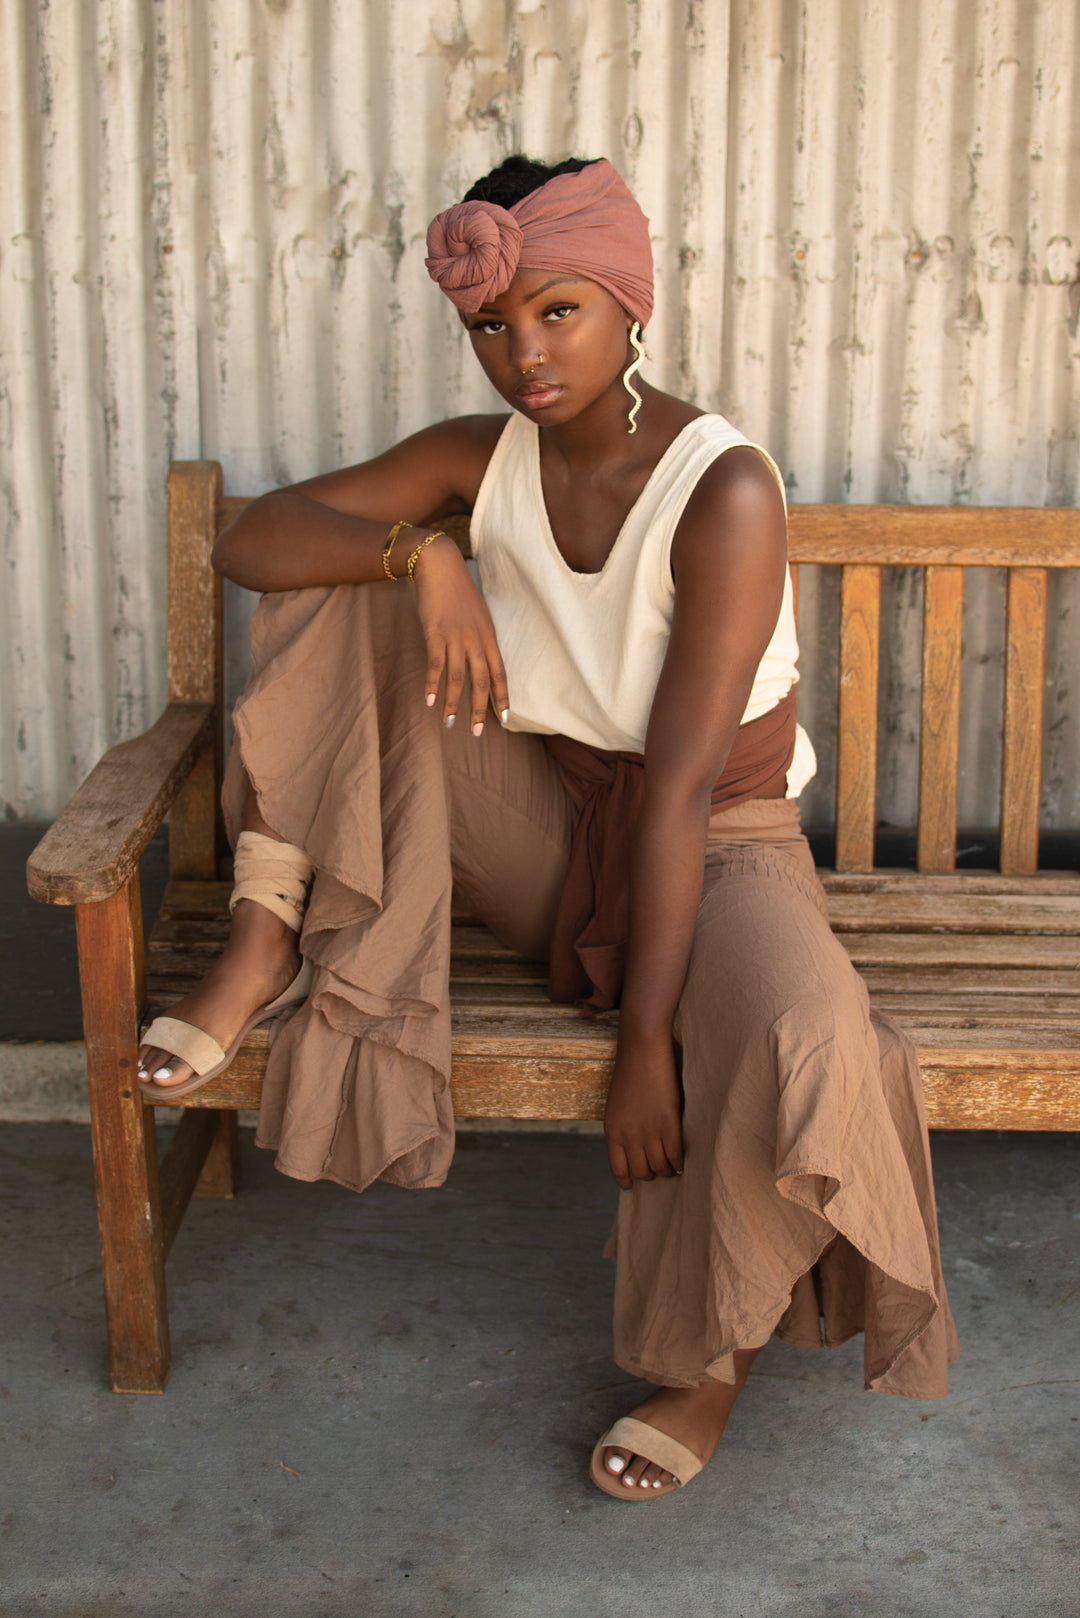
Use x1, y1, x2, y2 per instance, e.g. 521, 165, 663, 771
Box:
471, 411, 816, 795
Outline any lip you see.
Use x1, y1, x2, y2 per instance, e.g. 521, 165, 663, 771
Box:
514, 381, 564, 409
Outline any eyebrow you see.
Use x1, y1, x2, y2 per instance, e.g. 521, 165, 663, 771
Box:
474, 275, 584, 316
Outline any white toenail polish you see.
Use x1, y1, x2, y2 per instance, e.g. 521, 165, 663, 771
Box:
652, 1479, 662, 1488
152, 1066, 172, 1080
606, 1454, 626, 1474
639, 1478, 650, 1488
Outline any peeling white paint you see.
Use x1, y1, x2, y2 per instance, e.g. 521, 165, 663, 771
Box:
2, 0, 1078, 831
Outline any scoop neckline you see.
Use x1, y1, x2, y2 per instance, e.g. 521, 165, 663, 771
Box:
528, 414, 708, 580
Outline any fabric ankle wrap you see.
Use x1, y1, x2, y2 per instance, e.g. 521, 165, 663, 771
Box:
229, 831, 313, 933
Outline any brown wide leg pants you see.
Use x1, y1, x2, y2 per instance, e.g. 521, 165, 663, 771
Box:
224, 580, 958, 1399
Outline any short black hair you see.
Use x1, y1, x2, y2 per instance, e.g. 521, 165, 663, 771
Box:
462, 155, 598, 210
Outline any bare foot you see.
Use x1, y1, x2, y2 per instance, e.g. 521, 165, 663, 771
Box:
137, 900, 301, 1089
599, 1346, 760, 1493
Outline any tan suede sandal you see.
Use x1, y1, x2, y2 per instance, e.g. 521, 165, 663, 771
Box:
589, 1416, 705, 1501
137, 958, 313, 1100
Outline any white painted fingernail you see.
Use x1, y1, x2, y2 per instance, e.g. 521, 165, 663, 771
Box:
152, 1066, 172, 1080
444, 714, 455, 729
472, 721, 484, 737
606, 1454, 626, 1474
426, 692, 435, 707
500, 708, 510, 724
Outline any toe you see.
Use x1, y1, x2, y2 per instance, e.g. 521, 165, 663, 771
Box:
137, 1049, 193, 1088
604, 1447, 630, 1477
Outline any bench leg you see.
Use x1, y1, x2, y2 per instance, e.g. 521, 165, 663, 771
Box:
193, 1109, 241, 1199
76, 876, 171, 1394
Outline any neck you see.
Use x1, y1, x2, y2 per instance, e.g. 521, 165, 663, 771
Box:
540, 379, 660, 471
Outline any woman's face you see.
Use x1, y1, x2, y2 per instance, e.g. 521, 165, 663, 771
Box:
464, 268, 633, 427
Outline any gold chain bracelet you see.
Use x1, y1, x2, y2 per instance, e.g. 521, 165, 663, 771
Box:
382, 518, 413, 581
407, 530, 447, 580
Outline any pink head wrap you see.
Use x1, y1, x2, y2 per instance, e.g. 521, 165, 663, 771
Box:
425, 159, 653, 329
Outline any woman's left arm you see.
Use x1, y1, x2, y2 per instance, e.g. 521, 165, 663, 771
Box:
604, 446, 789, 1190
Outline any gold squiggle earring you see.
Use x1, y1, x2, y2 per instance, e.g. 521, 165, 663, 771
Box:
623, 322, 645, 435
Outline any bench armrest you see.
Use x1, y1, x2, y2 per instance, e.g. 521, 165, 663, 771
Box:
26, 702, 215, 905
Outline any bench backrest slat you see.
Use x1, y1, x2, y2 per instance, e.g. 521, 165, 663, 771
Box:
167, 462, 224, 881
786, 504, 1080, 567
1001, 566, 1047, 875
917, 566, 964, 873
836, 565, 881, 871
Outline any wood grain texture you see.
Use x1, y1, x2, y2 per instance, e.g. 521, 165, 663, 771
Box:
914, 1060, 1080, 1130
786, 504, 1080, 567
193, 1110, 241, 1199
856, 964, 1080, 995
838, 932, 1080, 968
168, 747, 219, 883
836, 565, 880, 871
819, 869, 1080, 896
1001, 567, 1047, 876
26, 703, 214, 905
917, 566, 963, 872
826, 892, 1080, 934
76, 875, 171, 1394
168, 462, 224, 879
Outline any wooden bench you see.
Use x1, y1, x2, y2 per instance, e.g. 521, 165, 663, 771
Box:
26, 462, 1080, 1394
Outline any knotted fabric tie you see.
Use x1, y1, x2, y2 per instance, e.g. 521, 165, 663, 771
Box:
546, 689, 798, 1012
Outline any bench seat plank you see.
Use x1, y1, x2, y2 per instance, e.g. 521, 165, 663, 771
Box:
827, 892, 1080, 933
838, 932, 1080, 969
819, 869, 1080, 896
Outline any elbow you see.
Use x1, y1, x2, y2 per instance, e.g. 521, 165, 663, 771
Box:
210, 533, 235, 579
211, 519, 244, 580
211, 493, 273, 586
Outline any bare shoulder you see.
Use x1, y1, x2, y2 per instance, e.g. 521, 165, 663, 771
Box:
673, 444, 787, 581
683, 443, 786, 527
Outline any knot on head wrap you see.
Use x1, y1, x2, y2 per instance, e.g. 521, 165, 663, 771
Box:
425, 159, 653, 330
425, 201, 523, 306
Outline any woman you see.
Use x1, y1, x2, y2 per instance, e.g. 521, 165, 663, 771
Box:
138, 156, 957, 1499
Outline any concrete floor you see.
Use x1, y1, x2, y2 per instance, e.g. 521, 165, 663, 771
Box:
1, 1121, 1077, 1618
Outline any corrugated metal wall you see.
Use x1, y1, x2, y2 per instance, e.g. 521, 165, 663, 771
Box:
3, 0, 1078, 828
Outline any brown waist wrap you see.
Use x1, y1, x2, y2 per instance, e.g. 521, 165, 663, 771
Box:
545, 686, 798, 1012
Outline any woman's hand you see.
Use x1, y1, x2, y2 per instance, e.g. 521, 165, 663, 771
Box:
604, 1030, 685, 1190
412, 533, 510, 733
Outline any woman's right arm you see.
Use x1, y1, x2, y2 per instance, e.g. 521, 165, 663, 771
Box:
211, 415, 499, 590
212, 415, 510, 732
